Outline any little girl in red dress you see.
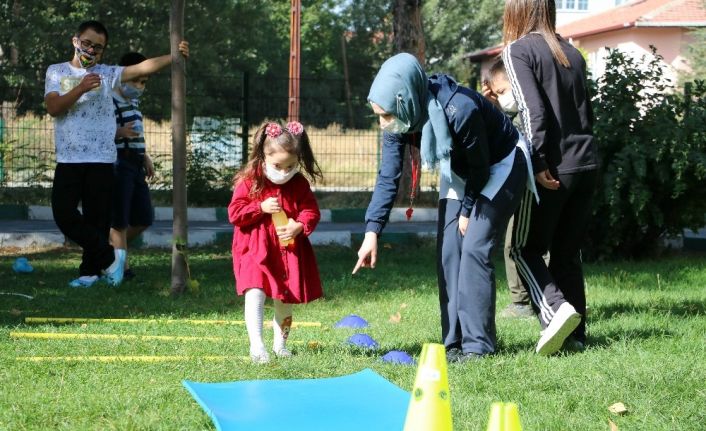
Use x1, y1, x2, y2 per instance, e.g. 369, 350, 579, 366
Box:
228, 121, 324, 363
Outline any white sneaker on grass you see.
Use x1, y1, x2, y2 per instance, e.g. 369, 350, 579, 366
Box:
536, 302, 581, 356
273, 347, 292, 358
250, 347, 270, 364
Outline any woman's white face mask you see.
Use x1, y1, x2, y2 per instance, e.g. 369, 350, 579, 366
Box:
264, 163, 298, 184
498, 92, 518, 114
382, 116, 410, 134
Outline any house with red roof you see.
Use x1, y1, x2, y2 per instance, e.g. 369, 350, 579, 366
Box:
466, 0, 706, 84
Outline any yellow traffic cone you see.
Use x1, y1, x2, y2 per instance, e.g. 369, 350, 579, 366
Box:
403, 343, 453, 431
486, 402, 522, 431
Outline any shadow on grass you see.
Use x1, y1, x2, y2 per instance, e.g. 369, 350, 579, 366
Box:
0, 245, 239, 328
590, 299, 706, 320
0, 241, 439, 329
587, 326, 676, 349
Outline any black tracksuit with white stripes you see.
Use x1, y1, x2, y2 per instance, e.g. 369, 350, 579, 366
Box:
502, 33, 598, 342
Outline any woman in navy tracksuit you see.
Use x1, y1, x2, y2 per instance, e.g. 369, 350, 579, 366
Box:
352, 53, 537, 360
502, 0, 599, 355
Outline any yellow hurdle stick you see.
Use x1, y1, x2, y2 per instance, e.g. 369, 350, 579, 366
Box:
24, 317, 321, 327
16, 355, 250, 363
9, 331, 223, 342
9, 331, 314, 345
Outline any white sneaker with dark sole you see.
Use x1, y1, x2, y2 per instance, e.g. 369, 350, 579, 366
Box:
536, 302, 581, 356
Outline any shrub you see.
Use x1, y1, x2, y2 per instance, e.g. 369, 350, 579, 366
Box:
587, 47, 706, 259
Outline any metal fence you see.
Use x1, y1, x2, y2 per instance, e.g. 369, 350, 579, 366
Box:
0, 67, 438, 192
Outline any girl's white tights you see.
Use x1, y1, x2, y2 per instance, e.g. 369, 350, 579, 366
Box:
244, 289, 294, 362
244, 288, 267, 362
273, 299, 293, 356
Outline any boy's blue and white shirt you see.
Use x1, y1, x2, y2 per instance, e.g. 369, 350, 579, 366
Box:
44, 62, 124, 163
112, 92, 146, 154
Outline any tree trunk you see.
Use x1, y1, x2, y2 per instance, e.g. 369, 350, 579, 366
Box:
393, 0, 425, 207
170, 0, 188, 296
288, 0, 301, 122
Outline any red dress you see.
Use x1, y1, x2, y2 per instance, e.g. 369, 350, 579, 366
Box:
228, 174, 322, 304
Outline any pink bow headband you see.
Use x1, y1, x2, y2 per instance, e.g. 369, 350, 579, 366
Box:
265, 121, 304, 138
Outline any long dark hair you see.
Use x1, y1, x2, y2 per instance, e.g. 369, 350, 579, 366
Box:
502, 0, 570, 67
234, 122, 323, 197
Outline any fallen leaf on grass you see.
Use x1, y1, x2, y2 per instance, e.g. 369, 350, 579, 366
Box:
608, 402, 628, 415
187, 279, 200, 293
307, 341, 320, 349
399, 303, 408, 309
389, 312, 402, 323
10, 308, 22, 316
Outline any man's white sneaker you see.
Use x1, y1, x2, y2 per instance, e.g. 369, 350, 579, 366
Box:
536, 302, 581, 356
68, 275, 100, 288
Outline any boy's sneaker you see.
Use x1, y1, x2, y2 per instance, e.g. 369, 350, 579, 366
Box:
104, 249, 127, 287
500, 303, 535, 318
536, 302, 581, 356
69, 275, 100, 288
273, 347, 292, 358
250, 347, 271, 364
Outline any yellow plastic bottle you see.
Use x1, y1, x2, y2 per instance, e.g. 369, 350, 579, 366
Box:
272, 211, 294, 246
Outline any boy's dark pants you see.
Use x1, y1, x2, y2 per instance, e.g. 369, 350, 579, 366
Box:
510, 169, 598, 342
52, 162, 115, 277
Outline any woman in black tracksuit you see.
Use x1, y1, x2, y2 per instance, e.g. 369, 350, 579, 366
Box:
502, 0, 599, 355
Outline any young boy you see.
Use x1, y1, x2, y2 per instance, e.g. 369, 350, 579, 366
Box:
44, 20, 188, 288
109, 52, 154, 280
483, 59, 547, 319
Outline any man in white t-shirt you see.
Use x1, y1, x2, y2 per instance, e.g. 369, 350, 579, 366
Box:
44, 20, 189, 288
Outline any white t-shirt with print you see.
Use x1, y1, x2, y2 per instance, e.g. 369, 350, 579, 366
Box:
44, 62, 124, 163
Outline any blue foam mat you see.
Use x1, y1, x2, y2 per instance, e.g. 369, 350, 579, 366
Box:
183, 368, 410, 431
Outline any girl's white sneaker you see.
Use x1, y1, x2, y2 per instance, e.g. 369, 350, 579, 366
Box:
250, 348, 270, 364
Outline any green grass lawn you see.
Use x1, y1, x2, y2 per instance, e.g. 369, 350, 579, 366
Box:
1, 241, 704, 430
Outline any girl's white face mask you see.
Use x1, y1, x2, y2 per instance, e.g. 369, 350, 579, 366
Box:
264, 163, 298, 184
498, 92, 518, 114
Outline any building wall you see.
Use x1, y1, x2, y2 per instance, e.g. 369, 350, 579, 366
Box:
573, 27, 691, 83
556, 0, 621, 26
475, 26, 695, 86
